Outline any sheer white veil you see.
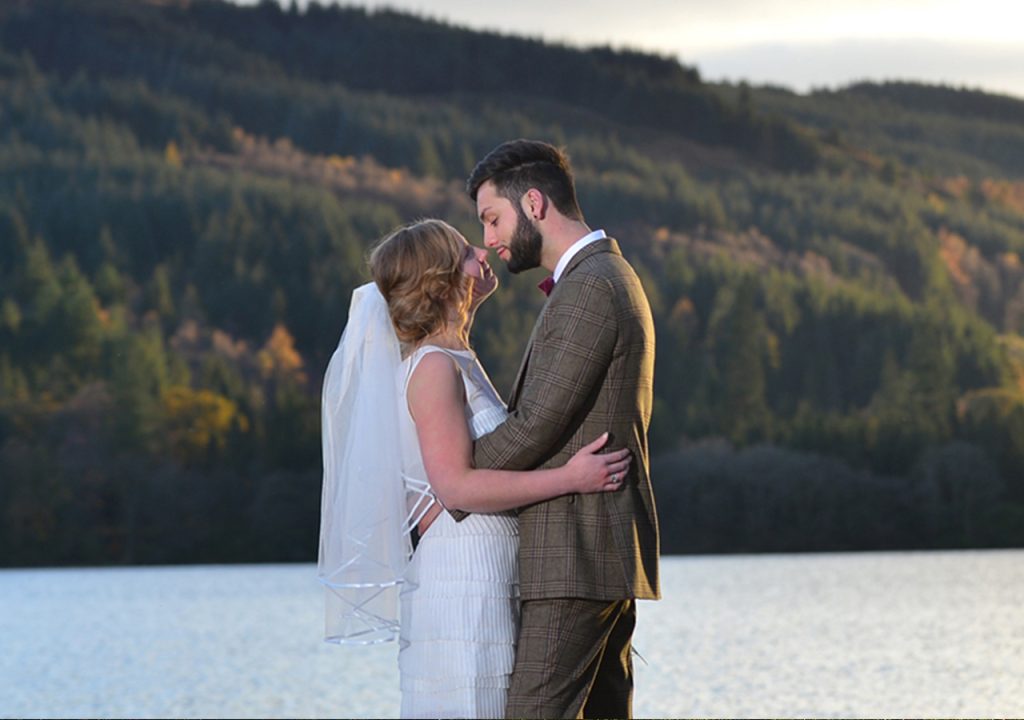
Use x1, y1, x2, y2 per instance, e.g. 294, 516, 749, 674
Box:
318, 281, 411, 644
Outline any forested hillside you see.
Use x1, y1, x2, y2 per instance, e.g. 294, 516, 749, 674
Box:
3, 0, 1024, 565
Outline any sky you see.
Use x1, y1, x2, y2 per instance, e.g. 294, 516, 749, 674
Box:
241, 0, 1024, 99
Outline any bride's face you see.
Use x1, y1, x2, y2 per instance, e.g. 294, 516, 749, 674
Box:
461, 241, 498, 307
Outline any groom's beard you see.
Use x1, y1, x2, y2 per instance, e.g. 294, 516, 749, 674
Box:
506, 206, 544, 274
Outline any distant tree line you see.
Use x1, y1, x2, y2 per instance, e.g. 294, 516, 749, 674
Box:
743, 82, 1024, 181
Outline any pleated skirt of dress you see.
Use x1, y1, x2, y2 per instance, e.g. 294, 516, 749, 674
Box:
399, 510, 519, 719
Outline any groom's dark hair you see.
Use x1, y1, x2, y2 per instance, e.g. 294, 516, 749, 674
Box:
467, 139, 584, 222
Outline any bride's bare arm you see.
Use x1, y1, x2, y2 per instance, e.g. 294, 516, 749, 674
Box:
407, 352, 629, 513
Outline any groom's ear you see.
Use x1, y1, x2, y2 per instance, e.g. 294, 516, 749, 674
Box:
522, 188, 547, 221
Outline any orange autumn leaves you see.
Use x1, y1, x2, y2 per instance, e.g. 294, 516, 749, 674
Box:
162, 324, 305, 464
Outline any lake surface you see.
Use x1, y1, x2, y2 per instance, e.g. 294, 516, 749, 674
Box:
2, 550, 1022, 718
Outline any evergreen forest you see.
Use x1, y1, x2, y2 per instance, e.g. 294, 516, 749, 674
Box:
3, 0, 1024, 565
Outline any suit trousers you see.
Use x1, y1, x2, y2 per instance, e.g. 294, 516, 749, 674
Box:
506, 598, 636, 719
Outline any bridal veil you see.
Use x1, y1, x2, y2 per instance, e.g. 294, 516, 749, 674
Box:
318, 282, 411, 644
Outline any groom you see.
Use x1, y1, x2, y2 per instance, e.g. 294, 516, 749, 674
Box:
465, 139, 660, 718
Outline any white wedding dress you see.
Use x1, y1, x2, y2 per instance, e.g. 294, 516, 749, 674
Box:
396, 346, 519, 719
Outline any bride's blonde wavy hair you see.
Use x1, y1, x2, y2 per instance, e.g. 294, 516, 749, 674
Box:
369, 219, 473, 346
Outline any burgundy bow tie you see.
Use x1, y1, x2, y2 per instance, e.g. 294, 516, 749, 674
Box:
538, 275, 555, 296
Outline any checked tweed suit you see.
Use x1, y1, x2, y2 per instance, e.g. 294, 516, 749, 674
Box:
471, 237, 660, 718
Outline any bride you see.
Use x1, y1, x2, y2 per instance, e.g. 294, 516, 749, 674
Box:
318, 219, 630, 718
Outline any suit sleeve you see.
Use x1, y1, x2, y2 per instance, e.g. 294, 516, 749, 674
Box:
473, 273, 618, 471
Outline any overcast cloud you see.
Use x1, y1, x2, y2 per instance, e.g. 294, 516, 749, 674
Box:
242, 0, 1024, 98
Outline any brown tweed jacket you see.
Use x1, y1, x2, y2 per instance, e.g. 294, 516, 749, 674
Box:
472, 238, 660, 602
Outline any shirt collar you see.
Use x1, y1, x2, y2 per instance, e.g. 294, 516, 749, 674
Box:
552, 229, 606, 283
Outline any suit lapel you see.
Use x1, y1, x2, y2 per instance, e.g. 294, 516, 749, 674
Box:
506, 239, 620, 409
507, 302, 546, 409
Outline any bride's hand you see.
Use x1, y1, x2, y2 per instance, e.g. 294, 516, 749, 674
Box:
566, 432, 632, 494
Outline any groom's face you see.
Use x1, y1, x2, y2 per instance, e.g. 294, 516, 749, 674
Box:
476, 180, 543, 274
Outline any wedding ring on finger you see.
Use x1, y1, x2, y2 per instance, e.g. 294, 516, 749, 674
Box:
611, 473, 619, 483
